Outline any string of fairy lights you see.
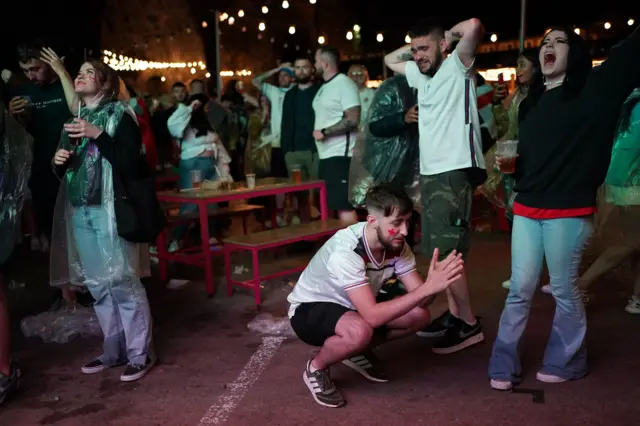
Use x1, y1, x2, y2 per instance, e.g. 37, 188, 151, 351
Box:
104, 6, 636, 77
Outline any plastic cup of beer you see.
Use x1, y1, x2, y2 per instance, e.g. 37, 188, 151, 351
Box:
291, 165, 302, 184
190, 170, 203, 189
246, 173, 256, 189
496, 140, 518, 174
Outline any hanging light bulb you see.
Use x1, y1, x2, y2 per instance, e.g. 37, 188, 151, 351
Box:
282, 0, 289, 9
318, 36, 326, 44
201, 21, 208, 28
346, 31, 353, 40
219, 12, 228, 21
376, 33, 384, 42
405, 34, 411, 43
309, 0, 317, 3
353, 24, 361, 32
490, 34, 498, 42
628, 18, 635, 26
228, 17, 235, 25
238, 10, 245, 17
259, 22, 266, 31
262, 5, 269, 13
190, 68, 196, 74
205, 72, 211, 78
289, 26, 296, 35
604, 22, 611, 30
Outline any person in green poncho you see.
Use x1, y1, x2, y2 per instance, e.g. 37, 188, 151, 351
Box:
576, 89, 640, 312
50, 60, 155, 382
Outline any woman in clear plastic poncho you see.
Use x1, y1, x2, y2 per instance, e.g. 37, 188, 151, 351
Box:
50, 60, 155, 382
576, 88, 640, 312
0, 96, 32, 401
348, 74, 420, 212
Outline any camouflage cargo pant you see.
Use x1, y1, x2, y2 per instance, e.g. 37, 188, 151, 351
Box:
420, 171, 472, 261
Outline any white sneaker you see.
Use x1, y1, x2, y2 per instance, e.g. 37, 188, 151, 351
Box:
536, 371, 567, 384
490, 379, 513, 391
625, 295, 640, 314
541, 285, 552, 294
501, 279, 511, 289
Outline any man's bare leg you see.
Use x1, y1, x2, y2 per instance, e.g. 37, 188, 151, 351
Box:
577, 244, 636, 291
372, 307, 431, 344
446, 272, 476, 324
311, 312, 373, 370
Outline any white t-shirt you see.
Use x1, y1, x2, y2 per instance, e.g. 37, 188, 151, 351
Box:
287, 222, 417, 318
261, 83, 292, 148
404, 49, 485, 176
312, 73, 361, 159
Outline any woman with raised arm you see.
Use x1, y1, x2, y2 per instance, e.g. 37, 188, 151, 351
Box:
50, 60, 155, 382
489, 26, 640, 390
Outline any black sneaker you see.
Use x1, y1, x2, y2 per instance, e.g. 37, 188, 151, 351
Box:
120, 357, 156, 382
81, 359, 126, 375
302, 360, 346, 408
342, 352, 388, 383
432, 317, 484, 354
0, 365, 20, 406
417, 310, 457, 338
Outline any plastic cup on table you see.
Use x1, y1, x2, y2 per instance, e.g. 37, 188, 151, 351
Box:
190, 170, 203, 189
290, 165, 302, 184
246, 173, 256, 189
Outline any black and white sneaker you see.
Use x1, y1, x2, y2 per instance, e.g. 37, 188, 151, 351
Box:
81, 359, 126, 375
81, 359, 109, 374
432, 316, 484, 354
120, 357, 156, 382
302, 360, 346, 408
342, 352, 388, 383
417, 310, 457, 338
0, 365, 20, 406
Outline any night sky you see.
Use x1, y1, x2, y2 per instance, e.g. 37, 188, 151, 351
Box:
1, 0, 637, 71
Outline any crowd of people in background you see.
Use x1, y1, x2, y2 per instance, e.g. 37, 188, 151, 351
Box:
0, 15, 638, 409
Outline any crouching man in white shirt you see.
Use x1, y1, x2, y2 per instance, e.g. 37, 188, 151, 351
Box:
287, 184, 464, 408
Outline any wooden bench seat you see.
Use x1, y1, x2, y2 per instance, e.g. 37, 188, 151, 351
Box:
224, 219, 355, 305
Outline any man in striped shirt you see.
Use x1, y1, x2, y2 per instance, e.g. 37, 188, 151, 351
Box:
288, 184, 464, 407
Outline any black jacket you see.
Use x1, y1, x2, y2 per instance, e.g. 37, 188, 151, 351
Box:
280, 84, 321, 154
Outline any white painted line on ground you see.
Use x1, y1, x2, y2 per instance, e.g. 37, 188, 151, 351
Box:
198, 336, 285, 425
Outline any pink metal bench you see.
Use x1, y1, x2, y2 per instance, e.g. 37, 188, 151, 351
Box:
224, 219, 355, 305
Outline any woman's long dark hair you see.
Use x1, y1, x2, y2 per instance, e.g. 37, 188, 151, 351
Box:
520, 27, 592, 120
517, 49, 542, 89
186, 93, 213, 137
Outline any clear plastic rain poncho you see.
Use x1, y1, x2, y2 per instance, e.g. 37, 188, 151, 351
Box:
49, 100, 150, 288
592, 89, 640, 251
349, 75, 421, 209
0, 104, 32, 264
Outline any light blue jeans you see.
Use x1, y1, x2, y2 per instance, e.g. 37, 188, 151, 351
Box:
489, 215, 593, 381
72, 206, 153, 366
173, 156, 219, 241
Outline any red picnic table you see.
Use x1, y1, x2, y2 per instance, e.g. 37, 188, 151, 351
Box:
155, 177, 329, 296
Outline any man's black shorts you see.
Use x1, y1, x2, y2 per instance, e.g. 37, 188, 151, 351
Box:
290, 301, 388, 347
